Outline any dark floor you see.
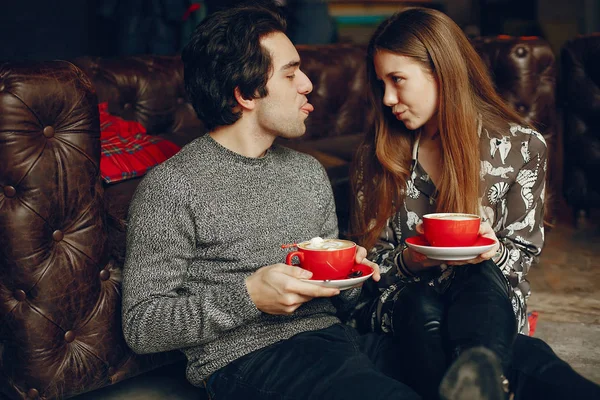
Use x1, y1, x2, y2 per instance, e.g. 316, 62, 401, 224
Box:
72, 206, 600, 399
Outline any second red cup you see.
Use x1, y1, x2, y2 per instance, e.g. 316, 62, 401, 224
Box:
422, 213, 481, 247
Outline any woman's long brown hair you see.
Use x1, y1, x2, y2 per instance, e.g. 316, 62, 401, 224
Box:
352, 8, 528, 250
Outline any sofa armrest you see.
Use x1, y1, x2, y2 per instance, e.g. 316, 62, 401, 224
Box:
0, 61, 178, 400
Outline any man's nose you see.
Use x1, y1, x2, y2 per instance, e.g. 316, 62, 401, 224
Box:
298, 70, 313, 94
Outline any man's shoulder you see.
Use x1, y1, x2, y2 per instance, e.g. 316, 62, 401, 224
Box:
134, 137, 211, 194
272, 144, 325, 170
150, 135, 218, 174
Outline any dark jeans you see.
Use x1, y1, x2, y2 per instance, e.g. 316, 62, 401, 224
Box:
386, 260, 600, 399
389, 260, 517, 399
203, 323, 421, 400
510, 334, 600, 399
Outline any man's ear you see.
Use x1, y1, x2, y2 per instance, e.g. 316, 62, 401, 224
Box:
234, 87, 256, 111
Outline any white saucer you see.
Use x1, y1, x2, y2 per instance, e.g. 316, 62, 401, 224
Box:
405, 235, 497, 261
301, 264, 374, 291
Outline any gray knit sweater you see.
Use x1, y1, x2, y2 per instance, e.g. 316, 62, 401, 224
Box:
122, 134, 345, 386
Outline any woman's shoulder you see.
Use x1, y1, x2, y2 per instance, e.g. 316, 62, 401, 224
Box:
480, 121, 547, 152
478, 121, 548, 170
505, 123, 547, 148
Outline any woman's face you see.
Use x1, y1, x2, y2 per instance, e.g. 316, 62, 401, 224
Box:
374, 50, 438, 135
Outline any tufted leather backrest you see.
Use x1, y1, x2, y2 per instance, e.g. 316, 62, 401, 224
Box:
296, 44, 371, 140
560, 33, 600, 214
472, 36, 557, 136
0, 61, 177, 400
73, 56, 204, 148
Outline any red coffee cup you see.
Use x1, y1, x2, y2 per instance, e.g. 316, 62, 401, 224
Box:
285, 239, 357, 280
422, 213, 481, 247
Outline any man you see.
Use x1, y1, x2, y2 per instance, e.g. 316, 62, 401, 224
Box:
122, 3, 420, 399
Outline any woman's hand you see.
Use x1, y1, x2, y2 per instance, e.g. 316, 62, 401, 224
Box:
403, 223, 449, 273
446, 221, 499, 266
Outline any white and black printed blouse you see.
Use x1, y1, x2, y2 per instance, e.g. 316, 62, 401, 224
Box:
365, 121, 547, 335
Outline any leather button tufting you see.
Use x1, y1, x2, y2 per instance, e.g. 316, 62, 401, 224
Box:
515, 46, 527, 57
43, 126, 55, 138
52, 230, 64, 241
0, 84, 5, 92
64, 331, 76, 343
177, 97, 185, 104
108, 366, 116, 376
14, 289, 26, 301
3, 185, 16, 197
99, 269, 110, 281
517, 104, 528, 113
27, 388, 39, 399
124, 103, 132, 110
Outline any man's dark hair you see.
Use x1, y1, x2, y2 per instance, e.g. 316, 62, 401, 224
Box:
182, 2, 287, 131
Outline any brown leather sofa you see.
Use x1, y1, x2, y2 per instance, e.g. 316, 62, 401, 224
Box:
0, 37, 556, 399
561, 33, 600, 224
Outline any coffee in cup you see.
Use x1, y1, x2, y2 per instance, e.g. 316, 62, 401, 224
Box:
285, 237, 357, 280
422, 213, 481, 247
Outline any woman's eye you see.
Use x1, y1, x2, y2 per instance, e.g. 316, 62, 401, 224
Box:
392, 76, 404, 84
287, 74, 296, 80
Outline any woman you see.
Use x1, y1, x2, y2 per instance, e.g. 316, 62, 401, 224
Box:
351, 7, 547, 399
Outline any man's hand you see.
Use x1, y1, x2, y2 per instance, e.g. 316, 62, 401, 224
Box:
246, 263, 340, 315
354, 245, 380, 282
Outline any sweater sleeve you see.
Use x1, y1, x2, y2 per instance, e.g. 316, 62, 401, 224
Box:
492, 131, 547, 286
121, 168, 261, 354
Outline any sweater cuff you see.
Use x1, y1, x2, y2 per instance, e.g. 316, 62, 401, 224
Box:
231, 278, 263, 321
337, 286, 361, 305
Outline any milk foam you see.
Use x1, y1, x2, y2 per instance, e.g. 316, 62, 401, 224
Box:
427, 213, 479, 221
435, 216, 477, 221
300, 237, 353, 250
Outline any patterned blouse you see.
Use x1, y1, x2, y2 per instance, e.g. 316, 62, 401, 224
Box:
357, 122, 548, 335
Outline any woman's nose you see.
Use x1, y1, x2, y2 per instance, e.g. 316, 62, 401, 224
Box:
382, 85, 397, 107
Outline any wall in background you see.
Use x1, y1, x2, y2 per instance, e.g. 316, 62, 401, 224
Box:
538, 0, 585, 57
0, 0, 597, 62
582, 0, 600, 33
0, 0, 97, 61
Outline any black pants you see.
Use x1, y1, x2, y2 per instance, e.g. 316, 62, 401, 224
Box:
204, 323, 421, 400
510, 334, 600, 399
387, 260, 600, 399
389, 260, 517, 399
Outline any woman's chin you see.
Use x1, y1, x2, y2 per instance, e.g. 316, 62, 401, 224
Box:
402, 120, 420, 131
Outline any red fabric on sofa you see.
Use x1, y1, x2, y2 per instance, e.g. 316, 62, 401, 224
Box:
99, 102, 180, 183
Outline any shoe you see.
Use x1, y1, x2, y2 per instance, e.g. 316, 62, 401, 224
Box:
439, 346, 507, 400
